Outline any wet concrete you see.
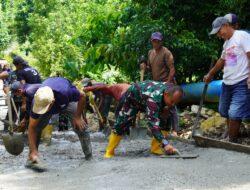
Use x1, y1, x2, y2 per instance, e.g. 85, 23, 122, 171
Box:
1, 129, 250, 190
0, 84, 250, 190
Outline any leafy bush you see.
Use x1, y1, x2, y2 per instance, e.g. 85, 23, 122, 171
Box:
2, 0, 250, 84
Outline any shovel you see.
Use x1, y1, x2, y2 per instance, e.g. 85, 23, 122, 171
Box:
2, 92, 24, 156
192, 60, 214, 138
87, 91, 104, 124
87, 91, 112, 136
130, 67, 147, 139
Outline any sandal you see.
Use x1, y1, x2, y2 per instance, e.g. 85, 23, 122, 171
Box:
25, 158, 47, 172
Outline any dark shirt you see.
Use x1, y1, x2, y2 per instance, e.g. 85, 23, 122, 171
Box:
4, 70, 21, 102
16, 66, 41, 84
30, 77, 80, 119
3, 70, 17, 87
23, 84, 42, 119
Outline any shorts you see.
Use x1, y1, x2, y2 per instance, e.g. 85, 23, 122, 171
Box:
219, 78, 250, 120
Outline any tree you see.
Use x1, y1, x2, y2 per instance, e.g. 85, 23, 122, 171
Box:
8, 0, 250, 83
14, 0, 34, 44
0, 2, 13, 54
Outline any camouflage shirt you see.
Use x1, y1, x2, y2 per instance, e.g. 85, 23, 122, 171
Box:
126, 80, 172, 143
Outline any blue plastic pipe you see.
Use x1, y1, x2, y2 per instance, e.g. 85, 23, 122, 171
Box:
180, 80, 222, 104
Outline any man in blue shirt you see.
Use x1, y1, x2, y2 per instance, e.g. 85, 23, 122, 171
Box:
0, 68, 23, 131
12, 56, 41, 84
9, 56, 42, 131
11, 77, 92, 171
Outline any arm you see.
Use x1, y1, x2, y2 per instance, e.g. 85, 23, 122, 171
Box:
140, 52, 151, 72
20, 79, 26, 85
238, 32, 250, 88
84, 85, 111, 95
84, 84, 130, 101
0, 71, 9, 94
17, 71, 27, 111
146, 99, 176, 154
247, 52, 250, 89
3, 86, 9, 94
75, 92, 86, 118
28, 116, 40, 159
73, 91, 87, 131
140, 62, 149, 71
165, 51, 175, 83
18, 99, 31, 129
204, 58, 225, 83
0, 71, 9, 80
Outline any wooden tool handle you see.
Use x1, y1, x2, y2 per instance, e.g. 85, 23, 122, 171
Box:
140, 69, 145, 82
87, 91, 104, 123
192, 59, 215, 135
7, 92, 14, 134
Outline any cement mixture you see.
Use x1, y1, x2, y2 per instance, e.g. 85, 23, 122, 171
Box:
1, 128, 250, 190
0, 94, 250, 190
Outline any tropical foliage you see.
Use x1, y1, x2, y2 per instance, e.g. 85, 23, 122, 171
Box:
0, 0, 250, 83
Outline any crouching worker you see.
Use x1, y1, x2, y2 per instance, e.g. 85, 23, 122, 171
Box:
83, 83, 130, 117
103, 80, 184, 158
84, 83, 181, 155
11, 77, 92, 171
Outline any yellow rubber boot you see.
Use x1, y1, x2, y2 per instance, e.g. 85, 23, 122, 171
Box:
104, 132, 122, 158
150, 130, 168, 155
41, 125, 53, 146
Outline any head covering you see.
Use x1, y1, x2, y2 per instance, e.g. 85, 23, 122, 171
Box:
224, 13, 239, 24
10, 81, 22, 94
209, 17, 229, 35
32, 86, 54, 114
82, 78, 92, 87
151, 32, 163, 41
13, 56, 28, 66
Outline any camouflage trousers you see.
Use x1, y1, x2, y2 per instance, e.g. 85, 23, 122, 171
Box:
112, 94, 179, 135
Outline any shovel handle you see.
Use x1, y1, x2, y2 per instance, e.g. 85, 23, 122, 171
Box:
140, 69, 145, 82
192, 60, 215, 135
137, 69, 145, 122
11, 97, 20, 123
87, 91, 104, 124
6, 92, 14, 134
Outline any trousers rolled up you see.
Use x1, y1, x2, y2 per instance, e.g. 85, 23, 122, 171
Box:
34, 102, 92, 160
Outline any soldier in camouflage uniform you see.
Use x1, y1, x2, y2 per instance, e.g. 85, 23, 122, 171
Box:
104, 80, 184, 158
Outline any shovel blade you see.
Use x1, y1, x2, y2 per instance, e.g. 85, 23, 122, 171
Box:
2, 133, 24, 156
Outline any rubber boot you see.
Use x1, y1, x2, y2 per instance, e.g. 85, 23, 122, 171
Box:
77, 131, 92, 160
104, 132, 122, 158
150, 130, 168, 155
41, 125, 53, 146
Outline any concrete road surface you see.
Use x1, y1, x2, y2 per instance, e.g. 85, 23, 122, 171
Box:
0, 131, 250, 190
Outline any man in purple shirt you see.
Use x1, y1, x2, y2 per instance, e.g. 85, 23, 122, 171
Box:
11, 77, 92, 172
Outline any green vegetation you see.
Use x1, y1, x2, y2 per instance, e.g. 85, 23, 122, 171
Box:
1, 0, 250, 83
